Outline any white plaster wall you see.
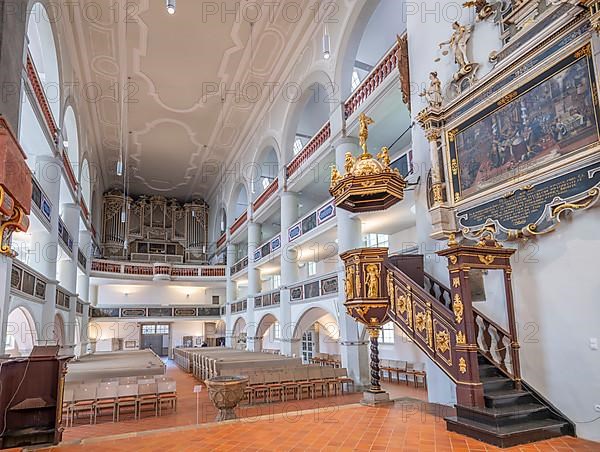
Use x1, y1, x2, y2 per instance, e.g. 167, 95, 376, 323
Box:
96, 284, 224, 306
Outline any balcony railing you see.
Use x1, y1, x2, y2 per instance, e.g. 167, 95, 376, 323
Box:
230, 212, 248, 235
255, 290, 281, 309
252, 178, 279, 212
26, 51, 58, 141
90, 305, 222, 319
290, 272, 339, 302
56, 286, 73, 309
31, 176, 52, 225
61, 149, 78, 192
77, 249, 87, 270
58, 218, 74, 254
216, 232, 227, 249
10, 261, 47, 302
91, 259, 226, 279
253, 234, 281, 262
286, 122, 331, 178
231, 299, 248, 314
344, 39, 401, 119
80, 197, 90, 220
231, 256, 249, 276
288, 199, 336, 243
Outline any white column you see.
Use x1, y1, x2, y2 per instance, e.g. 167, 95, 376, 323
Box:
58, 203, 79, 354
335, 137, 370, 387
0, 255, 13, 355
225, 239, 236, 347
246, 221, 261, 351
279, 191, 298, 356
34, 155, 61, 340
77, 231, 92, 355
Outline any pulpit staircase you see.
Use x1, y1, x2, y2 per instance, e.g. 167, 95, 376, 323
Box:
384, 257, 574, 448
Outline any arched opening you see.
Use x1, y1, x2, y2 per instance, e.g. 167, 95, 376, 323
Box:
229, 184, 248, 222
216, 207, 227, 236
291, 307, 340, 363
289, 82, 331, 162
63, 106, 80, 176
215, 320, 226, 346
80, 159, 92, 210
252, 145, 279, 200
255, 313, 280, 353
5, 307, 38, 357
232, 317, 247, 350
26, 2, 61, 119
53, 313, 65, 347
336, 0, 406, 99
74, 318, 82, 357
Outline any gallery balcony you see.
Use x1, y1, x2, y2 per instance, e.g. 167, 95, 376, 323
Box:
254, 289, 281, 310
90, 259, 226, 282
289, 272, 339, 303
90, 304, 222, 320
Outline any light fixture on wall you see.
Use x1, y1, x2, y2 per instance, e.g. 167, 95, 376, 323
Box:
322, 24, 331, 60
166, 0, 176, 15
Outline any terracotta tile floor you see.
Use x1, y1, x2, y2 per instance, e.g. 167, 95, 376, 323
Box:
29, 361, 598, 451
45, 399, 598, 452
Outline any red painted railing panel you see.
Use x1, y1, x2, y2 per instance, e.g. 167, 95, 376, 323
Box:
201, 267, 226, 277
80, 197, 89, 220
26, 52, 58, 141
216, 233, 226, 248
344, 41, 400, 119
252, 178, 279, 211
229, 212, 248, 235
286, 122, 331, 178
62, 151, 78, 192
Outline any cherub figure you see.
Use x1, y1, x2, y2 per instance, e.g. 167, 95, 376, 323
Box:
377, 147, 391, 168
358, 112, 375, 154
330, 165, 342, 188
344, 152, 355, 174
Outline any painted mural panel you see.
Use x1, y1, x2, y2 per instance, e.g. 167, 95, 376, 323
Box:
449, 45, 599, 200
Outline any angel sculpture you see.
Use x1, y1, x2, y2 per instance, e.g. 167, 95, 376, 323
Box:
358, 113, 375, 155
344, 152, 355, 174
439, 21, 473, 73
377, 147, 391, 168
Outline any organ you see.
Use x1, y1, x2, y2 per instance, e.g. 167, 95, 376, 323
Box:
101, 191, 209, 263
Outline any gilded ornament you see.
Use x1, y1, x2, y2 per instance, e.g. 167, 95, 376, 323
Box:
397, 294, 408, 315
355, 264, 361, 296
426, 304, 433, 348
365, 264, 380, 299
415, 312, 426, 332
376, 147, 391, 168
358, 113, 375, 155
451, 159, 459, 175
453, 293, 464, 324
447, 129, 458, 142
452, 277, 461, 288
449, 255, 458, 265
454, 192, 461, 203
387, 272, 395, 305
344, 152, 355, 174
456, 331, 466, 345
497, 91, 518, 107
432, 183, 444, 204
447, 233, 458, 247
345, 265, 355, 300
574, 43, 593, 59
478, 255, 495, 265
435, 330, 450, 353
459, 357, 467, 374
330, 165, 342, 189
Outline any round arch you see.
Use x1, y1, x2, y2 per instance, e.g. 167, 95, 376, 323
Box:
227, 183, 249, 222
280, 70, 336, 165
290, 306, 340, 361
214, 205, 227, 237
5, 306, 38, 357
255, 312, 279, 352
74, 317, 82, 357
62, 105, 80, 175
80, 158, 91, 210
53, 313, 65, 346
26, 1, 61, 119
232, 316, 247, 349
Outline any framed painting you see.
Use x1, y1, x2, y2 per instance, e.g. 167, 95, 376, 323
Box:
448, 43, 600, 203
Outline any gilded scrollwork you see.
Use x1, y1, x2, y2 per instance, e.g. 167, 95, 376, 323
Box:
453, 293, 464, 324
456, 331, 466, 345
435, 330, 450, 354
459, 357, 467, 374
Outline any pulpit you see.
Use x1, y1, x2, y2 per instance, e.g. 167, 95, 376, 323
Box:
0, 346, 71, 449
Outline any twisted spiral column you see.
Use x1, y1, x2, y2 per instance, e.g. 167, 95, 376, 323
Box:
368, 328, 382, 392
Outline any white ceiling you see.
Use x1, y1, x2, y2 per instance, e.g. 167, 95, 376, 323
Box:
74, 0, 317, 201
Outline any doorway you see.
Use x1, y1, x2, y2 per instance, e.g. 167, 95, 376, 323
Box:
140, 323, 170, 356
301, 330, 316, 364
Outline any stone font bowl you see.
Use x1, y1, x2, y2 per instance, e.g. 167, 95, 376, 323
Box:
205, 375, 249, 421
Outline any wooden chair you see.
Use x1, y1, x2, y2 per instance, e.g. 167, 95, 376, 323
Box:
138, 383, 159, 417
266, 371, 284, 403
95, 384, 118, 422
251, 373, 269, 404
72, 384, 97, 425
394, 361, 408, 384
158, 381, 177, 415
62, 388, 74, 427
116, 384, 138, 421
308, 367, 327, 399
404, 362, 415, 385
412, 362, 427, 388
334, 368, 354, 394
320, 366, 339, 396
296, 367, 313, 400
281, 369, 299, 401
119, 376, 137, 385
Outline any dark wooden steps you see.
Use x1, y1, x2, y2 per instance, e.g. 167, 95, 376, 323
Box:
444, 353, 574, 448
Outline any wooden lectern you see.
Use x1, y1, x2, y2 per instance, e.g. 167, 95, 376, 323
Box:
0, 346, 71, 449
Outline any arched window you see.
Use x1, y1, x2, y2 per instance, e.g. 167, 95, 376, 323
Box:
293, 138, 304, 155
27, 2, 60, 119
351, 70, 361, 91
63, 106, 80, 176
80, 159, 91, 210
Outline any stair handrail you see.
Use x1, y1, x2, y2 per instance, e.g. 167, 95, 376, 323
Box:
424, 272, 517, 380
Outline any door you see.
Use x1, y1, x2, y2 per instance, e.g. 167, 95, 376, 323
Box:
301, 330, 315, 364
141, 334, 163, 356
140, 324, 170, 356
